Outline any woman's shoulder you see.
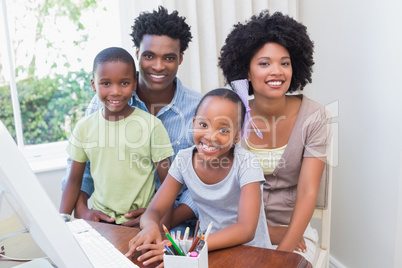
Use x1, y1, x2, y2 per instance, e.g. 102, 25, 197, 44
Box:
294, 94, 331, 121
295, 95, 332, 135
299, 94, 326, 111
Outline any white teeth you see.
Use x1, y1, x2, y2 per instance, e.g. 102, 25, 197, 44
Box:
268, 81, 282, 86
150, 74, 165, 79
202, 143, 218, 151
109, 100, 121, 104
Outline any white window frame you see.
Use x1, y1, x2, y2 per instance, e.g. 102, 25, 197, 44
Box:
1, 0, 122, 173
1, 0, 69, 173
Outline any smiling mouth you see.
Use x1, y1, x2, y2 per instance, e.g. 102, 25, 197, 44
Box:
201, 142, 219, 151
267, 81, 283, 86
150, 74, 167, 79
108, 100, 122, 104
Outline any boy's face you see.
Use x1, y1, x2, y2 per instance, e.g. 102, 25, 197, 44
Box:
91, 61, 137, 120
136, 34, 183, 93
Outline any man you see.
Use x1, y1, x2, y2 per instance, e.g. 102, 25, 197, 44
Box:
62, 6, 202, 228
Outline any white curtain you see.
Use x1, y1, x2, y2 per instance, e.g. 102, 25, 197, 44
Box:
118, 0, 298, 94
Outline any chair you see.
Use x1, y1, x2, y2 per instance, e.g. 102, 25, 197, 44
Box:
312, 157, 333, 268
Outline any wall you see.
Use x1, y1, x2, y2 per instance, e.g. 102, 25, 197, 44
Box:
299, 1, 402, 267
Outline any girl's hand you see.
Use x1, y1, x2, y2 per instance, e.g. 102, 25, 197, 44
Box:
125, 223, 162, 258
136, 240, 169, 267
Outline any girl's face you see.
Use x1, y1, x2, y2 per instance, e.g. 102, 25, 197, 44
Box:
92, 61, 136, 120
193, 96, 241, 162
248, 42, 292, 99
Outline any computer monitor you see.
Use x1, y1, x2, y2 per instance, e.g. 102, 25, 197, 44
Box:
0, 120, 93, 267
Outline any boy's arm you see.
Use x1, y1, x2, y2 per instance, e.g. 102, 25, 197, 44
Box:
206, 182, 261, 251
60, 94, 100, 213
59, 160, 86, 214
61, 158, 94, 196
61, 91, 103, 197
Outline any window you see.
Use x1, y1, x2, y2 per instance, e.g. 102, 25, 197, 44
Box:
0, 0, 121, 171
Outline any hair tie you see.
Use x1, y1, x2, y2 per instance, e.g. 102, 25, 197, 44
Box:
230, 79, 263, 139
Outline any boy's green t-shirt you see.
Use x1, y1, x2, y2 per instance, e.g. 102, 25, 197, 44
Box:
67, 108, 174, 224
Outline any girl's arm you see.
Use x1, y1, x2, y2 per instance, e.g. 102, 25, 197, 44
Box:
59, 160, 86, 214
277, 157, 325, 252
125, 174, 182, 258
156, 158, 196, 229
207, 182, 261, 251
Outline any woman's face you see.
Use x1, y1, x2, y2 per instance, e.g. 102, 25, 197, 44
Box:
248, 42, 292, 99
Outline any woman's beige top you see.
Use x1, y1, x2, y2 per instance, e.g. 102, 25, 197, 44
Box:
243, 95, 331, 226
245, 139, 286, 174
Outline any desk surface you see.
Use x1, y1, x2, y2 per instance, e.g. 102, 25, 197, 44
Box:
89, 221, 312, 268
0, 218, 312, 268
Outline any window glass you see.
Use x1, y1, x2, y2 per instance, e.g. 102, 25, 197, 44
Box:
0, 0, 121, 145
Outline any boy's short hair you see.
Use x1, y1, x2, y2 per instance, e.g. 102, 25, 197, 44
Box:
130, 6, 192, 53
92, 47, 136, 76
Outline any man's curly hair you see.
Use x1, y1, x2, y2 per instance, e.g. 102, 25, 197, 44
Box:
219, 10, 314, 94
130, 6, 192, 53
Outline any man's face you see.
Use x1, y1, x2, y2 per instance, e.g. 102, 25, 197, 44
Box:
136, 34, 183, 93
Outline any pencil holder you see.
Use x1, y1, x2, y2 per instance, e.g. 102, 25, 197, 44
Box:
164, 240, 208, 268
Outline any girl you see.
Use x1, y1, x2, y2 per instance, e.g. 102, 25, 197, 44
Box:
126, 88, 271, 264
219, 10, 331, 264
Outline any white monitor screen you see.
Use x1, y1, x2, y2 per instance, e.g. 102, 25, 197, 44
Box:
0, 120, 92, 267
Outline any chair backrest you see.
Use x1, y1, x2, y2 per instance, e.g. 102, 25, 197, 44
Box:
312, 157, 333, 268
315, 162, 330, 209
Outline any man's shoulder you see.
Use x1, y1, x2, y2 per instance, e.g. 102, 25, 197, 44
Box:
85, 94, 103, 116
176, 78, 203, 102
181, 86, 203, 99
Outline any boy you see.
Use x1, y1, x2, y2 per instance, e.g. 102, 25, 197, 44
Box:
60, 47, 173, 224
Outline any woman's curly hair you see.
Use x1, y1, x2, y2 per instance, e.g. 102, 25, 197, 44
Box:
130, 6, 192, 53
219, 10, 314, 94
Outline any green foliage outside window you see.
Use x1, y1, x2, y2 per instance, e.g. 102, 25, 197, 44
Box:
0, 69, 94, 144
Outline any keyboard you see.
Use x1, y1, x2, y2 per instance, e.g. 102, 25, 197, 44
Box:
66, 219, 139, 268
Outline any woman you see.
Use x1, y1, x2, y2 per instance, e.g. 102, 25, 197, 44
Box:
219, 10, 331, 264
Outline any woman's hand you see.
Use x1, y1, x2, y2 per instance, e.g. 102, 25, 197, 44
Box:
268, 225, 307, 253
136, 240, 169, 267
